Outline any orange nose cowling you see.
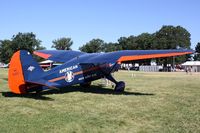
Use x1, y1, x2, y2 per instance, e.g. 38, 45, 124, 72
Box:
8, 51, 26, 94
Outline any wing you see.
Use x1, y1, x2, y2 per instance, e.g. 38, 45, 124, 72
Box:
34, 50, 86, 62
79, 49, 194, 64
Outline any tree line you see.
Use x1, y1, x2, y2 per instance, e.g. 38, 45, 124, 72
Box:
0, 33, 74, 63
0, 25, 200, 64
79, 25, 191, 52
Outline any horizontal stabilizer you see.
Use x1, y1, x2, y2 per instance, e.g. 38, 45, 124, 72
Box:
34, 50, 85, 62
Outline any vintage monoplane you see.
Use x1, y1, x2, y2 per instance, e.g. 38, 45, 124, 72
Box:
8, 49, 193, 94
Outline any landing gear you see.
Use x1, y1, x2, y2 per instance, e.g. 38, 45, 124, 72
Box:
35, 88, 43, 94
114, 81, 125, 92
105, 74, 125, 92
80, 82, 91, 88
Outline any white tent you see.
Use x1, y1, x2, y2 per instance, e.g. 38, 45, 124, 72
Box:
181, 61, 200, 72
181, 61, 200, 66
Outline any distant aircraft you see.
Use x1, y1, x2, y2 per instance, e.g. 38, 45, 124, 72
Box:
8, 49, 193, 94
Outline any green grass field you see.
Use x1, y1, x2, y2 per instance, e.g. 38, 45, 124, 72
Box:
0, 68, 200, 133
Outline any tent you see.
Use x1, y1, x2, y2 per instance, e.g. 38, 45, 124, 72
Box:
181, 61, 200, 72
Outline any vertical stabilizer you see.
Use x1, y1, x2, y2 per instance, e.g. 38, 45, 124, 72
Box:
8, 50, 44, 94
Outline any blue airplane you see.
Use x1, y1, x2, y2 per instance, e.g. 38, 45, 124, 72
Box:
8, 49, 193, 94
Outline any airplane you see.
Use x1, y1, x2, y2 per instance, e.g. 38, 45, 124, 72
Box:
8, 49, 193, 94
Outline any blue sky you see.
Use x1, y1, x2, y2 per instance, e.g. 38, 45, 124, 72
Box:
0, 0, 199, 50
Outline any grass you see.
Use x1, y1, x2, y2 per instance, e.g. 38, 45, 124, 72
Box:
0, 68, 200, 133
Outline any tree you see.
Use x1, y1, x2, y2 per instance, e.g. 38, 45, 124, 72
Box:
118, 36, 139, 50
102, 42, 121, 52
153, 25, 191, 64
0, 32, 45, 63
194, 42, 200, 61
79, 39, 104, 53
117, 37, 129, 50
0, 40, 12, 63
154, 25, 191, 49
135, 33, 155, 50
12, 32, 43, 52
117, 35, 154, 50
52, 37, 73, 50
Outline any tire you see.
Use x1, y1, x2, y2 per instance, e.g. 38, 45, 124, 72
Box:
114, 81, 125, 92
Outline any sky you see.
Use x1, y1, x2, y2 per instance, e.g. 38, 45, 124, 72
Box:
0, 0, 199, 50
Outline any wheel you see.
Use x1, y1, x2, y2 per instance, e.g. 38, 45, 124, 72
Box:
35, 87, 43, 94
114, 81, 125, 92
80, 82, 91, 88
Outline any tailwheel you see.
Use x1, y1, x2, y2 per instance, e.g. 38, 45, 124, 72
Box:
114, 81, 125, 92
105, 74, 125, 92
80, 82, 91, 88
35, 87, 43, 94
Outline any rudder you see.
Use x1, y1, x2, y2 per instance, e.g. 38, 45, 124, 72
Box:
8, 50, 44, 94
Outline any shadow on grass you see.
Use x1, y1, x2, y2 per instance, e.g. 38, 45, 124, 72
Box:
1, 85, 154, 100
41, 85, 155, 96
1, 92, 54, 101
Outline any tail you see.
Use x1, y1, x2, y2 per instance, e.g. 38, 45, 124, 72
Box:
8, 50, 45, 94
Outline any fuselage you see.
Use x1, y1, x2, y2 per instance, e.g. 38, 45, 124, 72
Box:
41, 53, 119, 88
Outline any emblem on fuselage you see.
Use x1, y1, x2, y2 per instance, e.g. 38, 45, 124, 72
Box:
65, 71, 74, 82
27, 66, 35, 72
